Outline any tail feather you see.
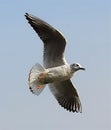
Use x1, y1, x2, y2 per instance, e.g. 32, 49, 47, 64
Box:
28, 63, 46, 95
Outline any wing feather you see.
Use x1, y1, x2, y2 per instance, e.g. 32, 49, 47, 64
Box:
49, 80, 82, 113
25, 13, 66, 67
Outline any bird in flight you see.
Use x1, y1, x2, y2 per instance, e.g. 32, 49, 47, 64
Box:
25, 13, 85, 113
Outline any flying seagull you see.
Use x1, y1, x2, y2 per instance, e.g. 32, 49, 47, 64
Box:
25, 13, 85, 113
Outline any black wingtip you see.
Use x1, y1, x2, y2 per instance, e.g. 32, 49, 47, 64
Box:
25, 12, 28, 15
57, 96, 82, 113
24, 13, 29, 18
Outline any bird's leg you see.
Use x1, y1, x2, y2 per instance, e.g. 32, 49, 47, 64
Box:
38, 72, 48, 84
37, 85, 44, 89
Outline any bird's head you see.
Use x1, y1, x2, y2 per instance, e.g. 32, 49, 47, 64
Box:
70, 63, 85, 73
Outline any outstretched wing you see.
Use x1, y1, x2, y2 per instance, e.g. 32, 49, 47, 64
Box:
25, 13, 66, 68
49, 80, 82, 112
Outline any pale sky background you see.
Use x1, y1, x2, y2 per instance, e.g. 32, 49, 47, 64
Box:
0, 0, 110, 130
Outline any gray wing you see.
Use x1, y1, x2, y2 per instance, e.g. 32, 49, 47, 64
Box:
25, 13, 66, 68
25, 13, 82, 112
49, 80, 82, 112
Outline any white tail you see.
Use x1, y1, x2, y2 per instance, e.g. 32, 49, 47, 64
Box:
28, 63, 46, 95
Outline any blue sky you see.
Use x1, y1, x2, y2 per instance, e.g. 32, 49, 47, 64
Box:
0, 0, 110, 130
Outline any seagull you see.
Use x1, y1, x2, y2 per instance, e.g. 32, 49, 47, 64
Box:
25, 13, 85, 113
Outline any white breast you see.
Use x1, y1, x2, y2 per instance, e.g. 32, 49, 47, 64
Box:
43, 65, 72, 83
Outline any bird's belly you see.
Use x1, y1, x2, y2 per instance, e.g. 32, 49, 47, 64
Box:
38, 65, 71, 84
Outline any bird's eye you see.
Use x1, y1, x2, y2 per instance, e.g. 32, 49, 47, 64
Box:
72, 64, 78, 67
76, 64, 79, 67
73, 64, 80, 67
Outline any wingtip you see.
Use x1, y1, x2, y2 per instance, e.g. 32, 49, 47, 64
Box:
24, 12, 29, 18
24, 13, 36, 21
57, 96, 82, 113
